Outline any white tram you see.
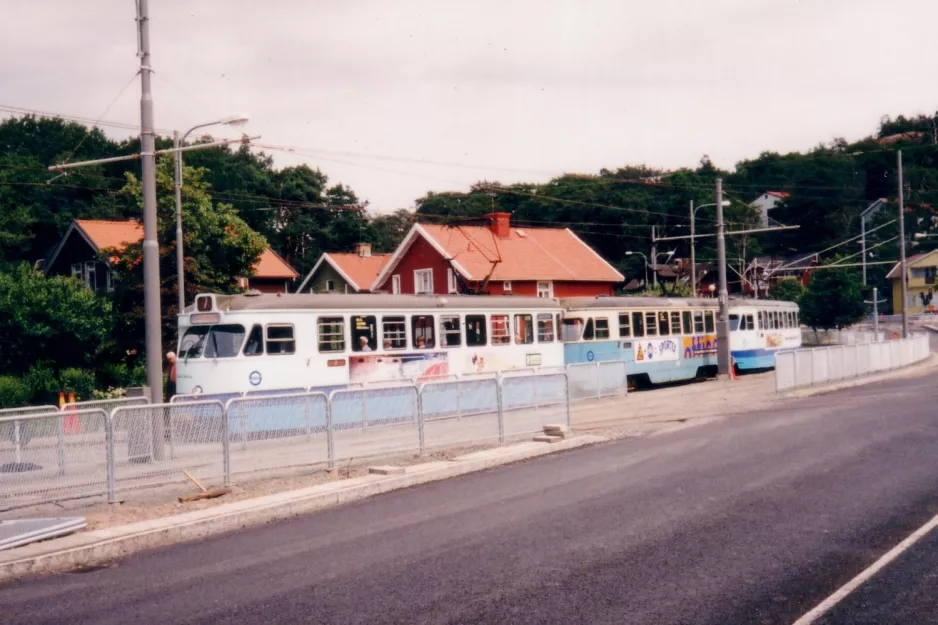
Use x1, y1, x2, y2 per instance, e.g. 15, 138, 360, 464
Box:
176, 292, 564, 395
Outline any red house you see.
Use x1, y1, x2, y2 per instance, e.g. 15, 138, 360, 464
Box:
373, 213, 623, 297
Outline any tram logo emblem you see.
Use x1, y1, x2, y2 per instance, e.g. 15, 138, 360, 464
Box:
249, 370, 262, 386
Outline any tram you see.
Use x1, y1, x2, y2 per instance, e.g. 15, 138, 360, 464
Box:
175, 292, 564, 395
559, 296, 801, 384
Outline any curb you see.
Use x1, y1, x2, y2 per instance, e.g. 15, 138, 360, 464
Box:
0, 435, 608, 583
782, 354, 937, 399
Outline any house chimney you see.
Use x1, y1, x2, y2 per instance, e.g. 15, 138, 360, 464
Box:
356, 242, 372, 258
484, 212, 511, 239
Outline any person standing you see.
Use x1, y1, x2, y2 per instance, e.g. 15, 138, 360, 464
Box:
165, 351, 177, 400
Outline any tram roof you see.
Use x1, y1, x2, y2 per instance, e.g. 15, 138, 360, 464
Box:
207, 292, 561, 312
560, 296, 799, 310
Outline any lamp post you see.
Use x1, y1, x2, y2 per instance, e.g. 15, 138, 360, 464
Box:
625, 251, 649, 290
174, 115, 249, 311
690, 199, 730, 297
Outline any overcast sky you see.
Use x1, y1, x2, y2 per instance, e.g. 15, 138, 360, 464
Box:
3, 0, 938, 212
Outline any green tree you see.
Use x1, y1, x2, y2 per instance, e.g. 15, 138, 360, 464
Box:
768, 278, 805, 302
0, 263, 112, 377
110, 156, 267, 357
799, 266, 865, 330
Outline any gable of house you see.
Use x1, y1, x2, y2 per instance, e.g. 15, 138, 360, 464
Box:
298, 252, 391, 293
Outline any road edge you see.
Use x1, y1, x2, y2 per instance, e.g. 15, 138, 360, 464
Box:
0, 434, 608, 583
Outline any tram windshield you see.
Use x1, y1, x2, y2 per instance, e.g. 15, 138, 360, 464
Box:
180, 324, 246, 359
561, 317, 585, 342
729, 314, 740, 332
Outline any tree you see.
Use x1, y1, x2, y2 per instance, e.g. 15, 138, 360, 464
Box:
799, 267, 865, 330
0, 263, 112, 377
109, 156, 267, 358
768, 278, 805, 303
369, 209, 415, 252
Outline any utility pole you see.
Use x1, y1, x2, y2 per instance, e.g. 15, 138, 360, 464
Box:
173, 130, 184, 313
715, 178, 731, 378
651, 225, 657, 291
689, 200, 696, 296
866, 286, 886, 340
898, 150, 909, 338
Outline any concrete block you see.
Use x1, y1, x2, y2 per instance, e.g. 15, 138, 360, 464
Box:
533, 435, 563, 444
368, 465, 406, 476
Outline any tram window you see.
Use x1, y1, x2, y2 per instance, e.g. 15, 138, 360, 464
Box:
758, 311, 765, 330
618, 313, 631, 338
204, 324, 246, 359
411, 315, 435, 349
657, 311, 670, 336
704, 311, 715, 333
243, 324, 263, 356
440, 315, 461, 347
632, 312, 645, 338
351, 315, 377, 352
514, 314, 534, 344
466, 315, 487, 346
583, 318, 595, 341
318, 317, 345, 353
682, 311, 692, 335
382, 316, 407, 350
491, 314, 510, 345
671, 312, 682, 335
641, 312, 655, 337
747, 314, 756, 330
266, 325, 296, 355
561, 318, 584, 341
795, 311, 800, 326
772, 312, 779, 329
729, 314, 740, 332
594, 317, 610, 340
180, 326, 209, 359
537, 313, 555, 342
693, 311, 704, 333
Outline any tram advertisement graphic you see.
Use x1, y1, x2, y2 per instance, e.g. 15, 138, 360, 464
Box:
350, 351, 449, 383
635, 338, 679, 362
682, 335, 718, 359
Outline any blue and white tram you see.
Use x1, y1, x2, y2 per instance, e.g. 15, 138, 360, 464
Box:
559, 297, 720, 385
728, 299, 802, 371
176, 292, 565, 395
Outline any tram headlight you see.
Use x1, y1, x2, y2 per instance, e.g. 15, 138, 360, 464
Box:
192, 386, 203, 394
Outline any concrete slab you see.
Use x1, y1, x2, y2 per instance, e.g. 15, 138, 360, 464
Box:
369, 466, 406, 476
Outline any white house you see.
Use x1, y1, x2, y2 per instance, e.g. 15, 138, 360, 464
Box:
751, 191, 790, 227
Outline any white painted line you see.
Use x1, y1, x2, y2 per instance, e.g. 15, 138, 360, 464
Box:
792, 511, 938, 624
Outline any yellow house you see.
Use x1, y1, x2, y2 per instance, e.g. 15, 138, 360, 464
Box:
887, 250, 938, 314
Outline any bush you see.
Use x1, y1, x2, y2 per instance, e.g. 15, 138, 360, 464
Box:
0, 375, 32, 408
59, 368, 96, 401
25, 364, 59, 405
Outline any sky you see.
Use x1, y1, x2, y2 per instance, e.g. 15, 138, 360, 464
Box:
2, 0, 938, 213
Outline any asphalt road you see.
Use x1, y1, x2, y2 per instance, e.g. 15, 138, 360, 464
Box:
3, 369, 938, 624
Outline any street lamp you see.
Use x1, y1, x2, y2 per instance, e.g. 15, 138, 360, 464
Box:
625, 251, 649, 290
690, 199, 731, 296
174, 114, 250, 311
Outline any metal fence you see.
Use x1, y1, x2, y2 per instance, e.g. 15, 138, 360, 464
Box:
775, 333, 929, 392
0, 371, 575, 511
566, 361, 628, 401
802, 329, 885, 346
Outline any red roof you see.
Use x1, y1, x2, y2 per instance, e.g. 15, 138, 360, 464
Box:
377, 222, 624, 285
765, 191, 791, 199
326, 253, 391, 290
70, 219, 295, 280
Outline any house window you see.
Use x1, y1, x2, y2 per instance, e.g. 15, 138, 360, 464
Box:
514, 314, 533, 344
466, 314, 487, 346
503, 281, 512, 292
317, 317, 345, 352
490, 314, 510, 345
537, 281, 552, 298
414, 269, 433, 294
411, 315, 435, 348
382, 316, 407, 350
84, 261, 96, 290
447, 269, 458, 294
927, 267, 937, 284
537, 313, 555, 342
266, 325, 296, 355
351, 315, 377, 352
326, 279, 336, 292
440, 315, 461, 347
106, 270, 116, 293
71, 263, 82, 281
392, 275, 401, 295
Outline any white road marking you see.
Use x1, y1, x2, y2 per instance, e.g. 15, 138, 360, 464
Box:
792, 511, 938, 624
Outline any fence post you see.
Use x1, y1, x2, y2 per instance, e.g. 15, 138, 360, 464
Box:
325, 395, 335, 470
239, 402, 248, 452
106, 412, 117, 503
416, 387, 426, 456
496, 377, 506, 446
222, 401, 231, 487
563, 372, 572, 427
12, 419, 23, 467
55, 413, 66, 477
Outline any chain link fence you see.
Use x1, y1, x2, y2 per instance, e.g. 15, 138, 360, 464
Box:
566, 361, 628, 401
776, 334, 929, 392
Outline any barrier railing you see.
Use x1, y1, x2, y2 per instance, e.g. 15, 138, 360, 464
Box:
0, 370, 583, 512
776, 333, 929, 392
